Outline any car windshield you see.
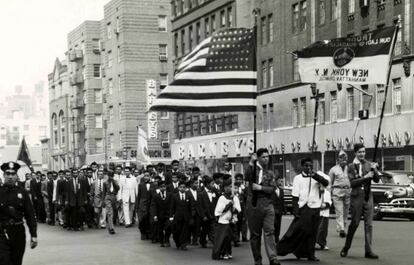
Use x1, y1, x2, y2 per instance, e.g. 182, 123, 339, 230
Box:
380, 174, 410, 185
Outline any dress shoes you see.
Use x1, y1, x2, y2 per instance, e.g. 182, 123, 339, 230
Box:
270, 259, 281, 265
125, 224, 133, 228
340, 248, 348, 257
308, 256, 320, 261
365, 252, 379, 259
339, 230, 346, 238
109, 229, 115, 235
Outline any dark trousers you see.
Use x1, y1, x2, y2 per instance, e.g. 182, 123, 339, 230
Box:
69, 203, 83, 229
85, 203, 95, 227
316, 216, 329, 247
247, 199, 278, 265
33, 199, 46, 223
157, 218, 171, 244
48, 202, 56, 225
172, 219, 189, 248
200, 219, 215, 246
274, 214, 282, 243
138, 214, 151, 238
189, 215, 201, 244
0, 225, 26, 265
150, 219, 158, 242
212, 223, 232, 259
344, 193, 374, 253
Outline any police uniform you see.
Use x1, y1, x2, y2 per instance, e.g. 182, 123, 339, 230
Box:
0, 162, 37, 265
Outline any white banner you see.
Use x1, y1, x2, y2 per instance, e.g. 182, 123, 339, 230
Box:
137, 126, 151, 164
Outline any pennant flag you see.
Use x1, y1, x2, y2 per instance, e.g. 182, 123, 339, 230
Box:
137, 127, 151, 165
296, 26, 397, 85
149, 28, 257, 113
16, 137, 34, 172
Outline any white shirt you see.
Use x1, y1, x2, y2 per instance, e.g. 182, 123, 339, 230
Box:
172, 182, 178, 189
205, 187, 214, 202
190, 189, 197, 201
179, 192, 186, 201
146, 183, 150, 191
292, 172, 329, 208
215, 195, 241, 224
52, 179, 58, 201
257, 163, 264, 184
121, 175, 138, 203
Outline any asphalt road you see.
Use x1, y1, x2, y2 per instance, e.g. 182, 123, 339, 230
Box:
24, 216, 413, 265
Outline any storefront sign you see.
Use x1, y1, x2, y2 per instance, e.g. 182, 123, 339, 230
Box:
146, 80, 158, 139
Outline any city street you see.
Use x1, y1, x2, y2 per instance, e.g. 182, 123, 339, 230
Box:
25, 216, 413, 265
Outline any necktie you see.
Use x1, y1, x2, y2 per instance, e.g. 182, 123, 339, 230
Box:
99, 180, 102, 193
181, 194, 184, 201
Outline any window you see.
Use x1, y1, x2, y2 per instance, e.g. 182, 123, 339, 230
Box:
192, 116, 200, 136
160, 73, 168, 89
174, 33, 179, 56
393, 78, 402, 114
268, 59, 274, 87
268, 14, 274, 42
107, 23, 111, 39
293, 58, 299, 81
331, 0, 338, 21
227, 7, 233, 27
300, 97, 306, 126
262, 105, 268, 131
377, 85, 385, 115
116, 17, 120, 34
291, 99, 298, 126
394, 25, 402, 56
220, 10, 226, 28
158, 15, 167, 31
59, 112, 65, 147
161, 131, 170, 142
108, 50, 113, 68
117, 46, 121, 63
183, 0, 188, 13
211, 15, 216, 33
119, 132, 122, 148
261, 16, 267, 45
96, 139, 103, 153
181, 29, 185, 55
293, 3, 299, 33
118, 104, 122, 119
319, 0, 326, 25
160, 111, 169, 119
95, 90, 102, 103
118, 75, 121, 92
93, 64, 101, 78
159, 44, 168, 60
331, 91, 338, 122
300, 1, 307, 30
196, 22, 201, 44
318, 94, 325, 124
188, 25, 193, 51
269, 103, 274, 129
109, 134, 114, 150
108, 78, 113, 95
204, 17, 210, 37
172, 0, 177, 17
95, 114, 103, 128
348, 0, 355, 13
262, 61, 267, 89
347, 88, 355, 120
109, 106, 114, 121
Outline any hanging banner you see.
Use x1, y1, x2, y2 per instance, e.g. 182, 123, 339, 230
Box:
146, 79, 158, 139
297, 26, 397, 85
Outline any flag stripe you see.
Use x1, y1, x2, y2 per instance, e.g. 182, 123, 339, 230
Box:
179, 58, 207, 73
181, 37, 212, 63
157, 92, 256, 100
163, 84, 256, 93
178, 48, 210, 71
175, 71, 257, 80
172, 78, 257, 86
151, 98, 256, 107
150, 105, 256, 113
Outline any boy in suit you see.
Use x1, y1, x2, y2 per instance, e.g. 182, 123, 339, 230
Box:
233, 173, 248, 245
150, 181, 172, 247
166, 173, 180, 194
169, 181, 194, 250
188, 179, 203, 246
199, 176, 217, 248
103, 171, 119, 234
91, 169, 106, 229
137, 171, 153, 240
273, 175, 285, 243
65, 169, 87, 231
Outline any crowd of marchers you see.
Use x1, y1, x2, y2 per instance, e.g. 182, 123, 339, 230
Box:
9, 143, 380, 264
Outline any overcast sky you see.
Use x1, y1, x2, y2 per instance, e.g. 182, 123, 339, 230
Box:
0, 0, 109, 97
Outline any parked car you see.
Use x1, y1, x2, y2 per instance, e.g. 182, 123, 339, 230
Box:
372, 171, 414, 220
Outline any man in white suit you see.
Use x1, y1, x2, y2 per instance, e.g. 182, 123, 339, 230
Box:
120, 167, 138, 227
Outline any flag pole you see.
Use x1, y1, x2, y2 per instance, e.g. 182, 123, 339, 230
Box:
310, 83, 320, 153
372, 19, 401, 162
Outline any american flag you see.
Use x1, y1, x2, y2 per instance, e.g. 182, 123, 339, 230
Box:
149, 28, 257, 113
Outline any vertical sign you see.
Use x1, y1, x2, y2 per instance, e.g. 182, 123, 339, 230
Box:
146, 80, 158, 139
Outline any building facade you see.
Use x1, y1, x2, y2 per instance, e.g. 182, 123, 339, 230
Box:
101, 0, 174, 165
170, 0, 257, 174
67, 21, 104, 166
171, 0, 414, 182
48, 58, 73, 170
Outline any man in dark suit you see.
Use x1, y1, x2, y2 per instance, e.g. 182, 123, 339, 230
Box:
169, 181, 194, 250
164, 160, 181, 185
65, 169, 87, 231
199, 176, 217, 248
137, 171, 153, 240
84, 167, 95, 228
166, 173, 180, 194
150, 181, 172, 247
56, 170, 68, 227
234, 173, 248, 245
188, 179, 203, 246
272, 175, 285, 243
30, 171, 45, 223
341, 143, 379, 259
46, 171, 58, 225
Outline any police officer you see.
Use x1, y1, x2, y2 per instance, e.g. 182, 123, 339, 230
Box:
0, 161, 38, 265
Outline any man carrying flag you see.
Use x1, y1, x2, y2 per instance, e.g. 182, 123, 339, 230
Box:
16, 137, 34, 186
